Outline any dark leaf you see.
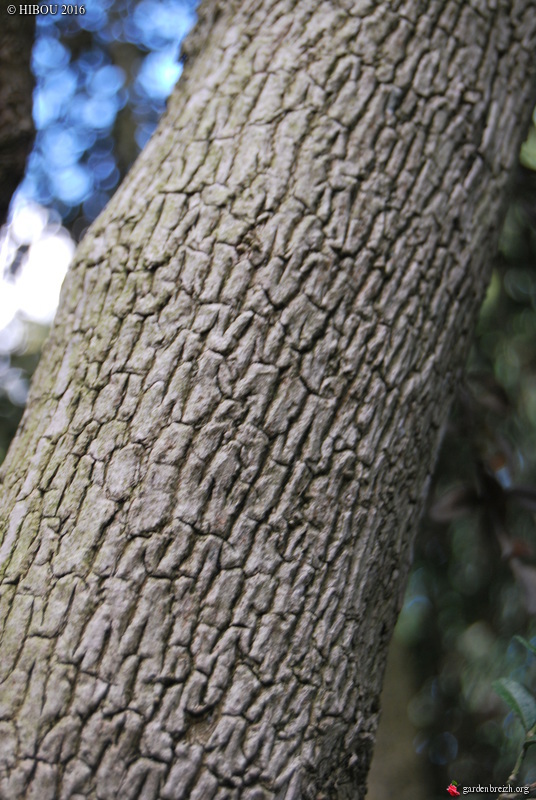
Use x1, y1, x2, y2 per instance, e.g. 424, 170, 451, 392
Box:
513, 635, 536, 657
493, 677, 536, 730
507, 485, 536, 513
466, 372, 511, 416
510, 559, 536, 615
429, 484, 480, 522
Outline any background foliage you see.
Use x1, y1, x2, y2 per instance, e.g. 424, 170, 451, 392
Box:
395, 140, 536, 794
1, 3, 536, 796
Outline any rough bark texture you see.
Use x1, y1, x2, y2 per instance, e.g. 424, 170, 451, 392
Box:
0, 1, 535, 798
0, 14, 34, 224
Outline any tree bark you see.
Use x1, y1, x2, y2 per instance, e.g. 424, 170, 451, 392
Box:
0, 1, 535, 798
0, 14, 34, 224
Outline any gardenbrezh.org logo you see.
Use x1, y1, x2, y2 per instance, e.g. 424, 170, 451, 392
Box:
447, 781, 530, 795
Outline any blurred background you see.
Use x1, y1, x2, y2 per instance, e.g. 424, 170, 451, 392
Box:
1, 3, 536, 798
0, 0, 196, 459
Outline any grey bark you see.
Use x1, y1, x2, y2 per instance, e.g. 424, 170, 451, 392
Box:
0, 1, 535, 798
0, 14, 34, 224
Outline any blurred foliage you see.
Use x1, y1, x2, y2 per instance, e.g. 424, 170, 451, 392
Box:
395, 126, 536, 795
25, 0, 196, 238
0, 320, 47, 465
1, 5, 536, 797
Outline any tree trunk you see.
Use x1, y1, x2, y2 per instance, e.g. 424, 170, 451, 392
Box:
0, 1, 535, 797
0, 14, 34, 224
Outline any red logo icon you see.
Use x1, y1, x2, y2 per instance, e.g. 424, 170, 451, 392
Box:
447, 782, 460, 796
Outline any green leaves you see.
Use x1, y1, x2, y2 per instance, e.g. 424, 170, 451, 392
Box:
513, 635, 536, 657
493, 678, 536, 731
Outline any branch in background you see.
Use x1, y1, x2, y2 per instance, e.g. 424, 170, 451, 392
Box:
0, 15, 35, 225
